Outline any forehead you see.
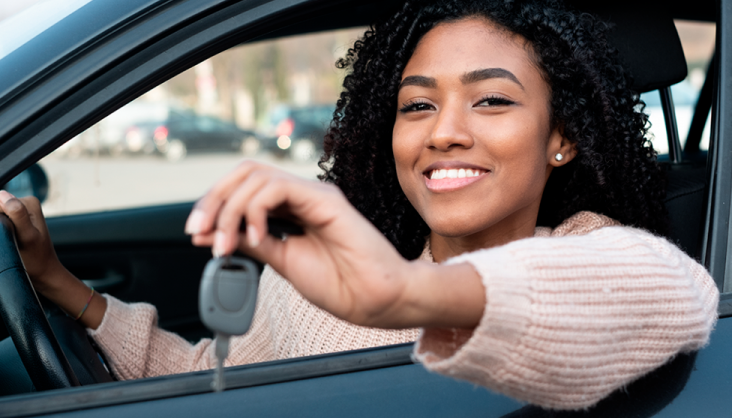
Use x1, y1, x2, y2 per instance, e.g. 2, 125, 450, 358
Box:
402, 18, 539, 81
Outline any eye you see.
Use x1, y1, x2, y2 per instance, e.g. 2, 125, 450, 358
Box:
476, 95, 514, 107
399, 100, 434, 113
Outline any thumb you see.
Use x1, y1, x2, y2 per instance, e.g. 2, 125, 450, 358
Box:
0, 190, 38, 244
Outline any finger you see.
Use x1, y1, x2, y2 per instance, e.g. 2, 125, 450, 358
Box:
235, 229, 288, 271
211, 170, 286, 256
18, 196, 46, 226
185, 160, 276, 235
191, 231, 214, 247
232, 177, 302, 255
0, 191, 38, 243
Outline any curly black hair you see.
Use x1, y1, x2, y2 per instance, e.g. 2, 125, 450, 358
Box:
319, 0, 667, 260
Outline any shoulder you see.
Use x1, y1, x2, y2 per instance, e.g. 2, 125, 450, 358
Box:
547, 212, 691, 256
548, 211, 621, 237
539, 212, 689, 262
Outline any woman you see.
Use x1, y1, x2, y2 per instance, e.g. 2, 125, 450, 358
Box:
0, 0, 718, 410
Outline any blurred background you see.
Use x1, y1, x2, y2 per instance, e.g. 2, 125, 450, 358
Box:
1, 1, 717, 217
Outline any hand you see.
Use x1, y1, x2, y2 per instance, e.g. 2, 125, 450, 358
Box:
186, 161, 419, 328
0, 190, 107, 329
185, 161, 486, 329
0, 190, 64, 290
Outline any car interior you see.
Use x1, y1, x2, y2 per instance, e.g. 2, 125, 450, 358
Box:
0, 0, 725, 415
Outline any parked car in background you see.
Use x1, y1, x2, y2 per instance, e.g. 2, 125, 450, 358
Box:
262, 104, 335, 162
125, 111, 262, 161
55, 101, 172, 157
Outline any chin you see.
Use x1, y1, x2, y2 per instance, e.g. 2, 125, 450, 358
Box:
425, 217, 488, 239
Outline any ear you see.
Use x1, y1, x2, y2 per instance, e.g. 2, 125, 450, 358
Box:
547, 124, 577, 167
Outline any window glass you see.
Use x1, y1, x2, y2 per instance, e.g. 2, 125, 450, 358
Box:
38, 28, 365, 217
641, 20, 715, 156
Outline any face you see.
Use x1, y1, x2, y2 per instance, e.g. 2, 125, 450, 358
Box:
393, 18, 574, 252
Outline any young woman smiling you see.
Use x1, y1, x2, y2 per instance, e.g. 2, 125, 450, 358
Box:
0, 0, 718, 410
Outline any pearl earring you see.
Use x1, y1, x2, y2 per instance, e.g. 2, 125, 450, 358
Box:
555, 153, 563, 162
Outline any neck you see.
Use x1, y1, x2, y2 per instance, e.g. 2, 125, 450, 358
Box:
429, 209, 539, 263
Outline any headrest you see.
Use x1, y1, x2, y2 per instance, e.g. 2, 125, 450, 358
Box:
574, 2, 688, 93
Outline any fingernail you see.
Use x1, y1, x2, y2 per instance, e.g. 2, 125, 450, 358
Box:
185, 210, 205, 235
0, 190, 15, 204
247, 225, 259, 248
213, 231, 227, 258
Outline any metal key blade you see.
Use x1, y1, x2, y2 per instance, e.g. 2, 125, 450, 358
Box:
212, 333, 230, 392
213, 357, 224, 392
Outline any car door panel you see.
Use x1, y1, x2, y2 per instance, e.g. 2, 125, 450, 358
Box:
1, 318, 729, 417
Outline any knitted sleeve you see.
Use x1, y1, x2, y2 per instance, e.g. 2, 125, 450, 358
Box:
413, 226, 719, 410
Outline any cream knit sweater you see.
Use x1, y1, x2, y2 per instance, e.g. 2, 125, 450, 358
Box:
89, 212, 718, 410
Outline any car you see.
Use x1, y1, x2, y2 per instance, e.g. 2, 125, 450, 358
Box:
124, 111, 262, 161
0, 0, 729, 417
262, 104, 336, 162
52, 101, 175, 157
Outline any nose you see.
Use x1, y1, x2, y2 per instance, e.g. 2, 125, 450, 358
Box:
425, 102, 474, 151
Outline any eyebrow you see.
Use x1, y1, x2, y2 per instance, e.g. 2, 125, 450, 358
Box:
399, 75, 437, 89
399, 68, 524, 90
461, 68, 524, 89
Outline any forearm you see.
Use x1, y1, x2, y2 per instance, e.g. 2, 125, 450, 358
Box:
33, 265, 106, 330
397, 261, 486, 329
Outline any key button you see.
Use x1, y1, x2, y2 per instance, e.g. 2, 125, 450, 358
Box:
217, 274, 248, 311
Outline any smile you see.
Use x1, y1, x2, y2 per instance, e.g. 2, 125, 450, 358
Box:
423, 168, 489, 192
428, 168, 486, 179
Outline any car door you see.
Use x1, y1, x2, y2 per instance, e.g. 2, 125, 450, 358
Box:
0, 0, 730, 417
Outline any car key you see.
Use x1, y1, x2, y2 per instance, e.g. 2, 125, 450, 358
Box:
240, 217, 304, 240
199, 218, 304, 392
199, 256, 260, 392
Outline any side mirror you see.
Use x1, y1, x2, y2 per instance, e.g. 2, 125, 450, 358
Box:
2, 164, 49, 203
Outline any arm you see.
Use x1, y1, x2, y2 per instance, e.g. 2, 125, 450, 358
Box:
414, 226, 719, 410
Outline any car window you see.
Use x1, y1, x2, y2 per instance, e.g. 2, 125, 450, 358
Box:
641, 20, 715, 156
37, 27, 365, 217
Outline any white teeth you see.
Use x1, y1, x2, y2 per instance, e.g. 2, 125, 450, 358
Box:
429, 168, 485, 179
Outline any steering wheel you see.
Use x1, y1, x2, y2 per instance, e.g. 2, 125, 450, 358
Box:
0, 214, 112, 391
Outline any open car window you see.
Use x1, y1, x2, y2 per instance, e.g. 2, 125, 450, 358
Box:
37, 27, 364, 217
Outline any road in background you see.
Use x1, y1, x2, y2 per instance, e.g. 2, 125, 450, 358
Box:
39, 153, 322, 217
